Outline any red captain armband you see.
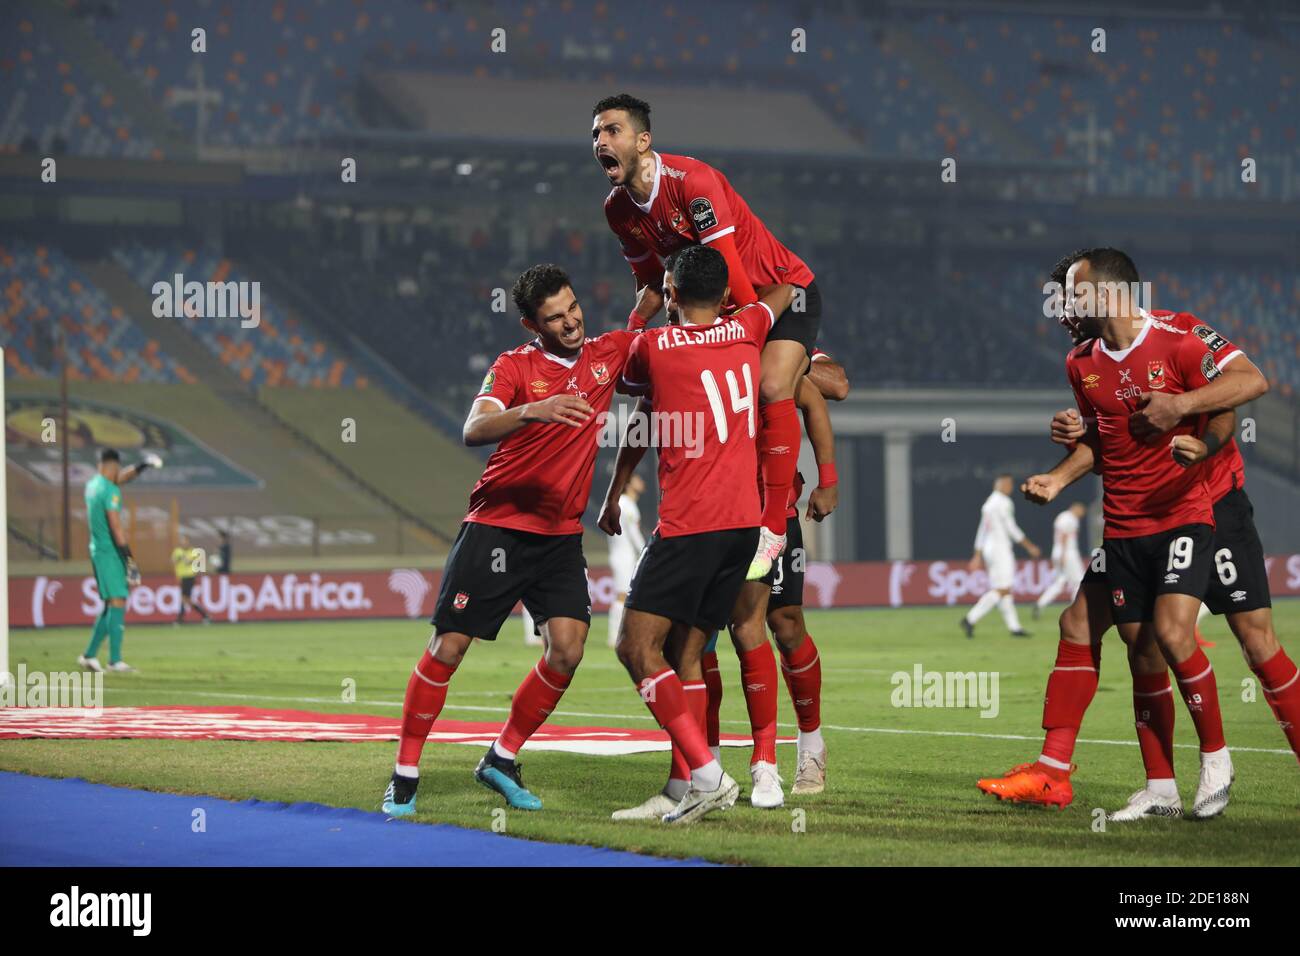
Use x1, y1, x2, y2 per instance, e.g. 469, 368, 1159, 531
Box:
626, 308, 648, 331
818, 462, 839, 488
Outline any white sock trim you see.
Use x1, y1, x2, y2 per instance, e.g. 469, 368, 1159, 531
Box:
1175, 662, 1214, 685
532, 662, 567, 692
1262, 667, 1299, 694
1133, 685, 1174, 698
412, 668, 449, 688
394, 764, 419, 778
1037, 754, 1072, 771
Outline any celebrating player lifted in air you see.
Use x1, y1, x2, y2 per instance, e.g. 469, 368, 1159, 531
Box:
593, 93, 820, 582
978, 248, 1280, 819
78, 447, 163, 674
381, 264, 658, 817
613, 245, 795, 824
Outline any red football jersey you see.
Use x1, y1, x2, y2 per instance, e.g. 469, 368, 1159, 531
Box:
622, 302, 775, 537
604, 151, 815, 292
1067, 313, 1241, 538
1151, 310, 1247, 501
467, 330, 638, 535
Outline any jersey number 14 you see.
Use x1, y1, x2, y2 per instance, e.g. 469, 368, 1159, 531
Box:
700, 364, 755, 443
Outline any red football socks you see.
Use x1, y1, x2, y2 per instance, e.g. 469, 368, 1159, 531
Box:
702, 651, 723, 748
1252, 648, 1300, 761
1037, 639, 1101, 770
1132, 671, 1177, 780
670, 680, 710, 783
738, 644, 779, 765
1171, 648, 1226, 753
778, 635, 822, 732
495, 658, 572, 758
397, 649, 456, 768
641, 668, 715, 771
759, 398, 799, 535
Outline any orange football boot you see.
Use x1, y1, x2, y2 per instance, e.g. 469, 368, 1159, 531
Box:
976, 761, 1074, 809
1195, 626, 1215, 649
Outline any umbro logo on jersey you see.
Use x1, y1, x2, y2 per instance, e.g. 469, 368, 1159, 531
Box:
1230, 589, 1248, 602
1083, 373, 1101, 389
530, 380, 548, 393
1164, 572, 1180, 584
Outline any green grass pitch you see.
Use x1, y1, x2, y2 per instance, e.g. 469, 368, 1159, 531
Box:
3, 603, 1297, 866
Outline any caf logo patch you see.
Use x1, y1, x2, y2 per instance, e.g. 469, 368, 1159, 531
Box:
1112, 588, 1126, 608
1192, 324, 1229, 352
453, 592, 470, 611
1148, 360, 1166, 389
689, 197, 718, 232
478, 370, 495, 395
591, 362, 609, 385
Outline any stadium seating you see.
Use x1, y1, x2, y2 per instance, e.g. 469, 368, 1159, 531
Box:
0, 13, 160, 158
37, 0, 1294, 201
112, 242, 364, 388
0, 241, 191, 383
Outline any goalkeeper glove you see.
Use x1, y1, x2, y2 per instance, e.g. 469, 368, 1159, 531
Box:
125, 557, 142, 589
137, 452, 164, 471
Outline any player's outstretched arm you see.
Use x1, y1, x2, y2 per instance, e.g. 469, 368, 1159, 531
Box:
598, 397, 652, 536
1171, 408, 1236, 468
757, 283, 796, 324
118, 452, 163, 485
1131, 355, 1268, 439
463, 395, 593, 447
796, 377, 838, 521
1021, 442, 1095, 506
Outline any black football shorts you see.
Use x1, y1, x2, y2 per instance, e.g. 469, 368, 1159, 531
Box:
431, 521, 590, 640
625, 527, 759, 632
1203, 489, 1271, 615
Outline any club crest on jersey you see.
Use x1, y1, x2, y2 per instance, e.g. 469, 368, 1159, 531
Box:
1083, 373, 1101, 390
1147, 360, 1166, 390
479, 370, 495, 395
453, 592, 470, 611
591, 362, 610, 386
1112, 588, 1126, 608
690, 197, 718, 232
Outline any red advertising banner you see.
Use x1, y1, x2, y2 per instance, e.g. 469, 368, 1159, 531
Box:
11, 556, 1300, 628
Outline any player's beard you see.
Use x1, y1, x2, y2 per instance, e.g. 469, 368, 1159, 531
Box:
1071, 314, 1105, 341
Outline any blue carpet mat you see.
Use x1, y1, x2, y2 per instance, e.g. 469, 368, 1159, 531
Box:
0, 771, 713, 867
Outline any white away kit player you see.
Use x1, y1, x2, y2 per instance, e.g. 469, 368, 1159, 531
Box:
606, 472, 647, 648
1034, 502, 1087, 617
962, 474, 1040, 638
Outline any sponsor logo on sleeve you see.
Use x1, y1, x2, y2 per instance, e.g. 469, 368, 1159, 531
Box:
1201, 352, 1220, 381
479, 370, 496, 395
1192, 325, 1229, 352
689, 197, 718, 233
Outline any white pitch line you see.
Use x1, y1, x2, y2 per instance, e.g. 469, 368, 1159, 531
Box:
97, 687, 1295, 756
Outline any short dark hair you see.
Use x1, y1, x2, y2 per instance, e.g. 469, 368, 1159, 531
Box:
671, 245, 728, 308
661, 249, 681, 275
1055, 247, 1140, 286
512, 264, 572, 321
593, 93, 651, 133
98, 448, 121, 464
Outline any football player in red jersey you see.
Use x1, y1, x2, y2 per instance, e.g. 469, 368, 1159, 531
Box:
978, 248, 1278, 820
381, 264, 660, 818
600, 252, 844, 818
611, 244, 795, 823
592, 93, 820, 583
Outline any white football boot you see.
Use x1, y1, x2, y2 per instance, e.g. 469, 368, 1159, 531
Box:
1190, 749, 1234, 819
746, 527, 787, 581
77, 655, 104, 673
662, 772, 740, 824
611, 790, 679, 821
1107, 787, 1183, 821
791, 746, 827, 795
749, 761, 785, 808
